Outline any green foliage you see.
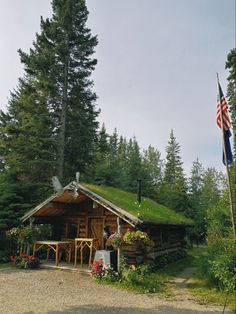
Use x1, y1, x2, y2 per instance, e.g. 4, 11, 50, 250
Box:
97, 261, 168, 294
226, 48, 236, 158
86, 126, 164, 203
0, 176, 34, 234
199, 239, 236, 291
120, 264, 164, 293
16, 0, 99, 182
142, 145, 163, 201
159, 130, 189, 215
7, 226, 38, 247
0, 0, 99, 232
96, 266, 120, 283
0, 232, 18, 263
207, 192, 232, 239
0, 251, 9, 263
187, 159, 206, 244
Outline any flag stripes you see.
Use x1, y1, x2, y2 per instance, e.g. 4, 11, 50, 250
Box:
216, 83, 231, 130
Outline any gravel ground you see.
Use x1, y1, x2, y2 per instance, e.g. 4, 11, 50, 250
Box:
0, 268, 233, 314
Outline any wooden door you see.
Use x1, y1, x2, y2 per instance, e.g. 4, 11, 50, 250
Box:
88, 218, 104, 249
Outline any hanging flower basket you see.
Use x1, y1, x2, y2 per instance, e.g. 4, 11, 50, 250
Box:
106, 233, 123, 249
123, 230, 150, 245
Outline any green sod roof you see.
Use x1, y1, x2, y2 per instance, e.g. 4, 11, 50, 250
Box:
82, 184, 192, 225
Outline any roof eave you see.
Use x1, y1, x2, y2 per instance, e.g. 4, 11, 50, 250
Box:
21, 182, 143, 227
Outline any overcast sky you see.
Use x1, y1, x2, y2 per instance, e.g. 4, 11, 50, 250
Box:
0, 0, 235, 174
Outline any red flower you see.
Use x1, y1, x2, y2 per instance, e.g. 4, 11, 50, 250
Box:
9, 256, 16, 262
91, 259, 103, 276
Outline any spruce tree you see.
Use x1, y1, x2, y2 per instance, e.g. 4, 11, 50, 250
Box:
18, 0, 99, 183
100, 128, 120, 187
86, 123, 110, 185
0, 79, 56, 232
160, 130, 188, 214
201, 167, 223, 214
188, 159, 205, 243
142, 145, 163, 201
126, 137, 143, 192
226, 48, 236, 157
115, 136, 128, 189
188, 158, 204, 211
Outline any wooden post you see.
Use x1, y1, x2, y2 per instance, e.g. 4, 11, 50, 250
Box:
74, 240, 78, 268
33, 243, 36, 257
55, 244, 59, 266
117, 217, 121, 273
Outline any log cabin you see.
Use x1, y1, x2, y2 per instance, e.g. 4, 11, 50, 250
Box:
21, 182, 191, 267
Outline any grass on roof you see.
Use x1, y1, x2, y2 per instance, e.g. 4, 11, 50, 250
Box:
82, 183, 192, 225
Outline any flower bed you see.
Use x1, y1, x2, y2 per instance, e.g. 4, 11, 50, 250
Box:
10, 252, 40, 269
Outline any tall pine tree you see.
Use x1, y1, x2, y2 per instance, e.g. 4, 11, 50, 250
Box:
18, 0, 99, 183
226, 48, 236, 157
188, 158, 205, 243
142, 145, 163, 201
160, 130, 188, 214
0, 79, 56, 231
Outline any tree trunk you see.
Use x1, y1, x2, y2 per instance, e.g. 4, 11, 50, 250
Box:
57, 53, 69, 182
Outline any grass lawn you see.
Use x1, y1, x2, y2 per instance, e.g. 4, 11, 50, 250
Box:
0, 262, 14, 269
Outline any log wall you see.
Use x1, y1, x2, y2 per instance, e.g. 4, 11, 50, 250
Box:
121, 224, 187, 266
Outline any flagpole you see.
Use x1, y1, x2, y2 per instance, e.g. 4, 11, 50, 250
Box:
216, 73, 236, 239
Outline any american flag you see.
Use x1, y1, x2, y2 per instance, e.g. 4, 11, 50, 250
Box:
216, 83, 231, 130
216, 82, 233, 165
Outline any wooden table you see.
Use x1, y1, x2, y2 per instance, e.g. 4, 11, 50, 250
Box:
74, 238, 99, 268
33, 241, 72, 266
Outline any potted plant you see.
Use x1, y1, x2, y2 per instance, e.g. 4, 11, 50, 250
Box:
106, 233, 123, 249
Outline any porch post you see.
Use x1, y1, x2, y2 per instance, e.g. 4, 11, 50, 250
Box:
117, 216, 121, 273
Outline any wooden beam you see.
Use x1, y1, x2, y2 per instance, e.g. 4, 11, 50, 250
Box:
117, 216, 121, 273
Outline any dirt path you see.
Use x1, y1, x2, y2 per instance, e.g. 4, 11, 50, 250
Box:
170, 267, 198, 300
0, 268, 233, 314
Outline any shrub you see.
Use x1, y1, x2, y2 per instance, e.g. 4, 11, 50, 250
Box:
0, 235, 17, 253
0, 250, 10, 263
7, 226, 38, 249
100, 266, 120, 283
121, 263, 161, 293
200, 239, 236, 291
